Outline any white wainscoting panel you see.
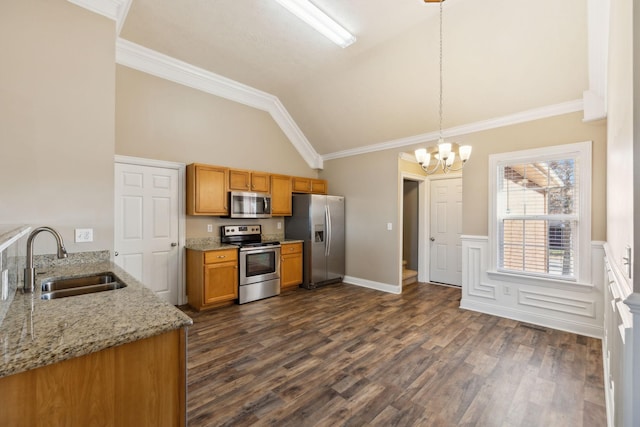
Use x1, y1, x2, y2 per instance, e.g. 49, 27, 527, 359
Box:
460, 236, 604, 338
602, 244, 634, 427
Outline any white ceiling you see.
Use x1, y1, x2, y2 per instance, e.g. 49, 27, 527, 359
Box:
118, 0, 589, 157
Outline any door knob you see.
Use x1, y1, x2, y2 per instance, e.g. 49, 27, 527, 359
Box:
430, 237, 435, 242
114, 251, 119, 256
171, 242, 178, 247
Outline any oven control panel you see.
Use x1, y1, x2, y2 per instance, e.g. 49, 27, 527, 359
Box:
221, 225, 261, 237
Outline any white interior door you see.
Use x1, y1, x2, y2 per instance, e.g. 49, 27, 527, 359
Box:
114, 162, 180, 304
430, 177, 463, 286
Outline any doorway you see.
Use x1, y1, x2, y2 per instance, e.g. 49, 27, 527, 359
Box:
402, 180, 419, 285
114, 156, 186, 305
429, 177, 463, 286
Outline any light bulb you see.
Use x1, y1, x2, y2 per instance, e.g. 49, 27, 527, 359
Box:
438, 142, 452, 160
414, 148, 429, 165
459, 145, 472, 162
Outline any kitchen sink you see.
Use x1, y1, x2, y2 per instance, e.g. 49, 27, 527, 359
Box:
41, 273, 127, 300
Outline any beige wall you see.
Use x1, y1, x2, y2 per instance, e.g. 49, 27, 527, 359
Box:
320, 150, 400, 286
115, 66, 318, 238
458, 112, 607, 239
0, 0, 115, 255
321, 112, 606, 288
606, 0, 634, 292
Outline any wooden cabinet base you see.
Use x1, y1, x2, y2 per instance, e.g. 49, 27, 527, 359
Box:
281, 242, 303, 290
0, 328, 187, 427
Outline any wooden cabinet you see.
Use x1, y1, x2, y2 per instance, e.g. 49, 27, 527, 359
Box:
186, 248, 238, 310
292, 177, 328, 194
187, 163, 228, 215
187, 163, 329, 217
280, 242, 303, 290
229, 169, 271, 193
0, 328, 187, 427
271, 174, 292, 216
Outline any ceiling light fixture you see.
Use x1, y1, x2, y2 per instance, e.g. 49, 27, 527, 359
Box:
415, 0, 472, 174
273, 0, 356, 48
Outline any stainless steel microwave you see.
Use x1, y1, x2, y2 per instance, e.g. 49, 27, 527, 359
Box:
229, 191, 272, 218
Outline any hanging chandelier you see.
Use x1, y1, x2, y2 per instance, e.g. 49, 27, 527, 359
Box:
415, 0, 472, 174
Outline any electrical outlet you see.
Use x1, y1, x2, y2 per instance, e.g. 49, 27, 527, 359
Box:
503, 285, 511, 296
277, 222, 282, 230
207, 224, 213, 233
75, 228, 93, 243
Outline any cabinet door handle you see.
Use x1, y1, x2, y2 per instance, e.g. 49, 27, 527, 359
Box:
217, 255, 226, 258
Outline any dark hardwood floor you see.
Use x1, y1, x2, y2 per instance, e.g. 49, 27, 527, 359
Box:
181, 282, 606, 426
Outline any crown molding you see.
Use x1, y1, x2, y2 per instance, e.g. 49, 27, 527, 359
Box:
582, 0, 609, 122
66, 0, 132, 35
66, 0, 125, 22
322, 99, 584, 161
115, 38, 323, 169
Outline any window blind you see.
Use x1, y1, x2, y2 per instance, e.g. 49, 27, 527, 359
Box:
497, 159, 578, 278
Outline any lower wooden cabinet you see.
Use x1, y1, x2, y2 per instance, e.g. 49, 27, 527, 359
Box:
280, 242, 303, 290
187, 248, 238, 310
0, 328, 187, 427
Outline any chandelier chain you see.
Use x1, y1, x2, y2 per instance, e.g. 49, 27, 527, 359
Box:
438, 0, 443, 140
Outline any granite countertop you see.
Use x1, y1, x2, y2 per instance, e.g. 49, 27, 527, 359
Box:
280, 239, 304, 244
0, 261, 192, 378
185, 242, 238, 252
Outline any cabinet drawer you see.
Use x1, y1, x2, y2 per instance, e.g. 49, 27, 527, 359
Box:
281, 242, 302, 255
204, 249, 238, 264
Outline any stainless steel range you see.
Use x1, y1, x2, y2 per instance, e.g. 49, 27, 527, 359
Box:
220, 225, 281, 304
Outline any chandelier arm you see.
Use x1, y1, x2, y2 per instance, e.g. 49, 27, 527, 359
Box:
420, 159, 444, 175
445, 162, 468, 173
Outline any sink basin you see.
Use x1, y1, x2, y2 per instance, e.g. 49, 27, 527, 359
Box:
41, 273, 127, 300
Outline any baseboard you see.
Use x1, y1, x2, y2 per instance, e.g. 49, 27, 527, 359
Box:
460, 298, 604, 339
342, 276, 401, 294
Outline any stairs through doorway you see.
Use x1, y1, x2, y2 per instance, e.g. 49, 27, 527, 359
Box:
402, 260, 417, 286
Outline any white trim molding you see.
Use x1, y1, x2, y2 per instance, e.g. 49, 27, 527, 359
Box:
115, 38, 323, 170
67, 0, 128, 24
488, 141, 593, 285
461, 236, 604, 338
343, 276, 401, 295
322, 99, 584, 161
583, 0, 610, 122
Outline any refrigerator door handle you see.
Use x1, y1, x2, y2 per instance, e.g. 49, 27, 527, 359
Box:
325, 204, 331, 257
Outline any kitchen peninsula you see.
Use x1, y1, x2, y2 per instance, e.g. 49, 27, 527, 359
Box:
0, 227, 192, 427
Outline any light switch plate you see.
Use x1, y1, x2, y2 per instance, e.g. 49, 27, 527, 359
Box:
75, 228, 93, 243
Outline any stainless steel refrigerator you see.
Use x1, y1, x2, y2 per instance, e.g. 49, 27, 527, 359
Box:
285, 194, 345, 289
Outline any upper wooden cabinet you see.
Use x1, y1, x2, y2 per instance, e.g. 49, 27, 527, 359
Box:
292, 177, 328, 194
229, 169, 271, 193
271, 174, 292, 216
187, 163, 228, 215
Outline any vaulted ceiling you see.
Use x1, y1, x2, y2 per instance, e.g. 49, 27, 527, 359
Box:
116, 0, 589, 160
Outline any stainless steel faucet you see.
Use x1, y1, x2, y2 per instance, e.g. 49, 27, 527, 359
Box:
23, 227, 68, 293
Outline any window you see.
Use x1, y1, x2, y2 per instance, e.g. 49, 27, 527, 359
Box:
489, 142, 591, 282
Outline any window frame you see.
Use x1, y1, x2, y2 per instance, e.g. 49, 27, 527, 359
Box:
488, 141, 592, 285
